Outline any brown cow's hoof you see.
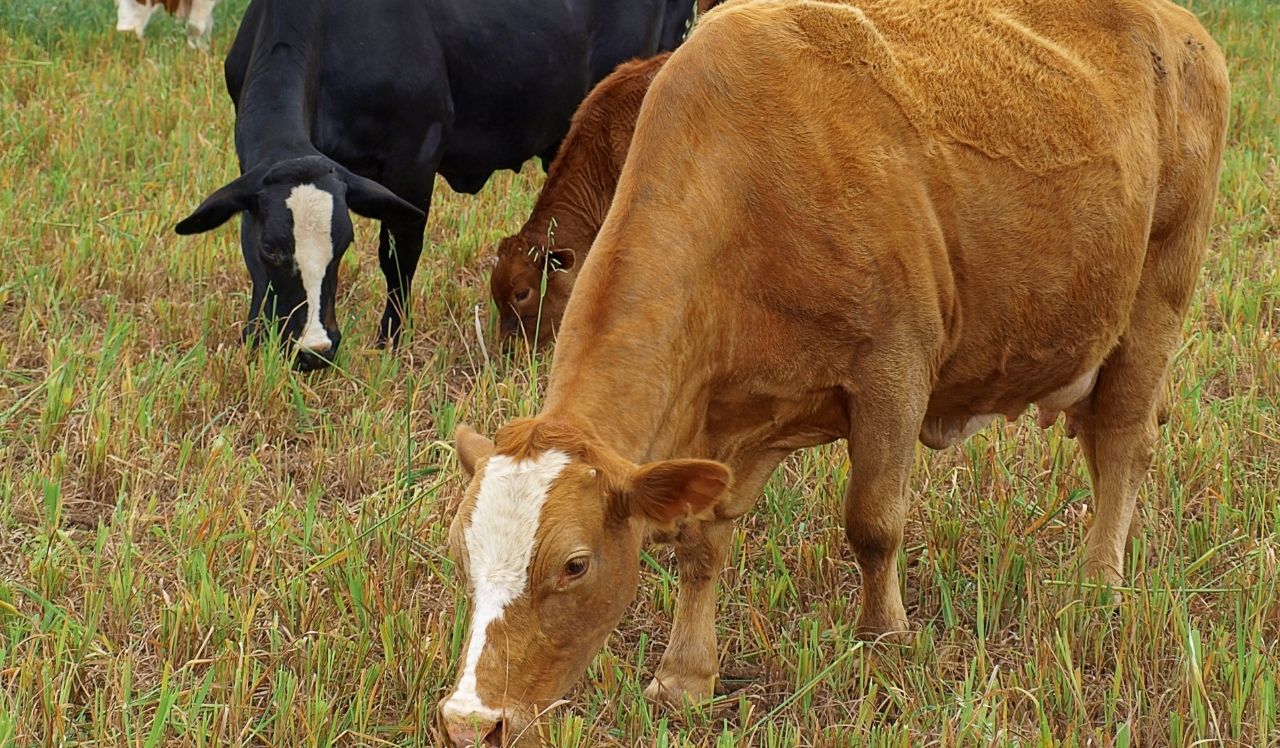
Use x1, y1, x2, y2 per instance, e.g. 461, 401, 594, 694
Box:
1081, 558, 1123, 586
1081, 559, 1125, 605
643, 673, 716, 706
854, 618, 912, 644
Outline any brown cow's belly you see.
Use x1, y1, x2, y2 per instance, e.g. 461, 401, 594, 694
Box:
919, 366, 1099, 449
915, 150, 1147, 443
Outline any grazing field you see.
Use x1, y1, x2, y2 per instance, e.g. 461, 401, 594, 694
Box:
1, 1, 1277, 746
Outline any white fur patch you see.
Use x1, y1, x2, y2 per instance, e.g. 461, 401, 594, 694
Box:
116, 0, 159, 36
441, 450, 572, 724
182, 0, 216, 49
285, 184, 335, 352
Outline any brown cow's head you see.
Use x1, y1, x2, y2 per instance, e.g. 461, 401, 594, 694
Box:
438, 420, 730, 746
490, 236, 577, 346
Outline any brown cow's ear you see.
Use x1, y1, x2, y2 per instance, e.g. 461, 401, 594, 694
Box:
625, 459, 731, 525
455, 424, 495, 477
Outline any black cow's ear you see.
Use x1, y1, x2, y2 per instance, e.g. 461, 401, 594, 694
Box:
174, 168, 265, 235
338, 168, 425, 224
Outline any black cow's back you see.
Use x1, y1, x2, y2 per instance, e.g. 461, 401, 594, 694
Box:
225, 0, 695, 193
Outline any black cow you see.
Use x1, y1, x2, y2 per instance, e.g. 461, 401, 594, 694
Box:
175, 0, 700, 369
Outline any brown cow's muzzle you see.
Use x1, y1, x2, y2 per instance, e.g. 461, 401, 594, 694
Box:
444, 718, 502, 747
438, 694, 523, 748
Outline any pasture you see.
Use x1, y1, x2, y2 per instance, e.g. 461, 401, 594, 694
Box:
1, 0, 1277, 745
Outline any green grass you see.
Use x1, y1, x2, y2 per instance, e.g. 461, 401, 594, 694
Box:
1, 1, 1277, 746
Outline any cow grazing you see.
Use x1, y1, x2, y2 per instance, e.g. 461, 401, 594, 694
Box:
491, 53, 670, 345
174, 0, 702, 370
115, 0, 216, 49
438, 0, 1229, 743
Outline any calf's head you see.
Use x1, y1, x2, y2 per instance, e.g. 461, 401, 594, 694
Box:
175, 155, 422, 370
490, 237, 577, 346
439, 420, 730, 746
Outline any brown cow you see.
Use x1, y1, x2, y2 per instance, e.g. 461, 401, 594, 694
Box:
440, 0, 1229, 744
491, 54, 670, 344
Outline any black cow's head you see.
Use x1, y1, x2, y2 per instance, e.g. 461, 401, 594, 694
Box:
175, 155, 423, 370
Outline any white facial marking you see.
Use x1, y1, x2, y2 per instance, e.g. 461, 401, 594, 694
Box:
285, 184, 335, 352
116, 0, 159, 35
442, 450, 572, 724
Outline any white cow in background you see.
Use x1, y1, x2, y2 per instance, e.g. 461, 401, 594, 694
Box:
115, 0, 217, 50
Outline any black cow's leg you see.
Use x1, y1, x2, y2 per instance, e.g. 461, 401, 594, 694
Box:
376, 207, 429, 347
376, 124, 445, 347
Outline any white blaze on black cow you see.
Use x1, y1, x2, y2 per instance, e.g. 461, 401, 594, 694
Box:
285, 184, 335, 353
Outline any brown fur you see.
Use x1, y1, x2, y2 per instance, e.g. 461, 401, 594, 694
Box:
443, 0, 1229, 742
491, 54, 670, 344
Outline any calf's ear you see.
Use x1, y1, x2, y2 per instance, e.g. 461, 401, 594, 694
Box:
337, 167, 426, 224
624, 459, 731, 525
455, 424, 496, 477
545, 248, 576, 273
174, 168, 266, 235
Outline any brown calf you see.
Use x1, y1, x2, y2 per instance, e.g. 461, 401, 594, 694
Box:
491, 54, 670, 344
441, 0, 1230, 744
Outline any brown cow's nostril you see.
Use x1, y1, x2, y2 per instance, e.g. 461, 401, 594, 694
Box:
445, 718, 503, 748
485, 720, 504, 747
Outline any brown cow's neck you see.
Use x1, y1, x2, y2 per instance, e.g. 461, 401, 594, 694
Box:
541, 213, 714, 465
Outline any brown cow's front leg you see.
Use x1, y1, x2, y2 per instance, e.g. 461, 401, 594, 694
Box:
844, 391, 926, 640
644, 449, 786, 705
644, 519, 732, 705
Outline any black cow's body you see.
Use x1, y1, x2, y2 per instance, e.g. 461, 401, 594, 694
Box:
177, 0, 698, 368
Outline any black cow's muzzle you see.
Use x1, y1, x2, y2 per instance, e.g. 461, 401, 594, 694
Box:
294, 345, 336, 371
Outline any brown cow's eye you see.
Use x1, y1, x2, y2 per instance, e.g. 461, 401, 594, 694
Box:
561, 556, 590, 583
514, 288, 533, 305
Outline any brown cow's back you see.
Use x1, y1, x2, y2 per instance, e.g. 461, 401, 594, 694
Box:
550, 0, 1228, 430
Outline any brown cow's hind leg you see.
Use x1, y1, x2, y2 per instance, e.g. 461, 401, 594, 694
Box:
1077, 217, 1211, 585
